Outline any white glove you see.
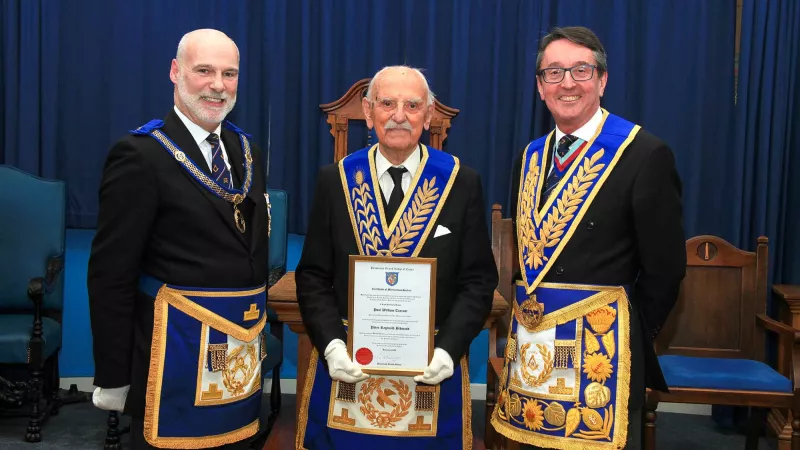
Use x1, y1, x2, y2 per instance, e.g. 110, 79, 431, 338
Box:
92, 385, 130, 412
324, 339, 369, 383
414, 348, 454, 385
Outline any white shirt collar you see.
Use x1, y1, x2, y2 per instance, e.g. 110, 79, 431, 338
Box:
555, 107, 603, 144
375, 144, 421, 179
173, 105, 222, 147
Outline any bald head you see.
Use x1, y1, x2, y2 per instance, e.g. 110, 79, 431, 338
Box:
176, 29, 239, 65
365, 66, 435, 107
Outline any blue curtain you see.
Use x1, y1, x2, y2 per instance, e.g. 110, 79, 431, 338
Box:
734, 0, 800, 287
2, 0, 796, 283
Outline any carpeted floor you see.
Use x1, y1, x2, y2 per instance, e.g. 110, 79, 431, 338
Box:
0, 393, 779, 449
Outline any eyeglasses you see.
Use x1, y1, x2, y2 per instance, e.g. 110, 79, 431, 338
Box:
537, 64, 597, 84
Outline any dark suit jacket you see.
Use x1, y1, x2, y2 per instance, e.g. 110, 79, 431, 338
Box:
511, 127, 686, 404
296, 155, 499, 363
87, 110, 269, 418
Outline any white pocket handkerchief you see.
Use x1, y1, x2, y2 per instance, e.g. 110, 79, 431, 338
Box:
434, 225, 451, 238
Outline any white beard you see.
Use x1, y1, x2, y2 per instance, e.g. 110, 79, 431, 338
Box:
176, 75, 236, 124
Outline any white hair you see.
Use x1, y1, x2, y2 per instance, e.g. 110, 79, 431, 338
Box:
365, 66, 436, 107
175, 29, 240, 64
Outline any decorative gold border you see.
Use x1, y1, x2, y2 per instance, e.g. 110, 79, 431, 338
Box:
194, 324, 263, 406
160, 289, 265, 342
347, 255, 437, 375
296, 351, 473, 448
144, 291, 259, 448
491, 284, 633, 449
338, 144, 460, 257
516, 110, 641, 294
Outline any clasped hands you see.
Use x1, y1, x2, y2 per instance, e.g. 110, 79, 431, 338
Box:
324, 339, 454, 385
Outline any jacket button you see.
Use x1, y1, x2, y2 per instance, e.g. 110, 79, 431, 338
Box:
556, 266, 564, 275
586, 221, 595, 230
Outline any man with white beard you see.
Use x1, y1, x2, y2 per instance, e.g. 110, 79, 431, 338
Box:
88, 29, 271, 449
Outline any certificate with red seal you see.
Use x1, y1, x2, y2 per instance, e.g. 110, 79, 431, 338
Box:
347, 255, 436, 376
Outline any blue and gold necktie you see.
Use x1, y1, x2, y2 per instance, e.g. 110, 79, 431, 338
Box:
541, 134, 582, 205
206, 133, 232, 189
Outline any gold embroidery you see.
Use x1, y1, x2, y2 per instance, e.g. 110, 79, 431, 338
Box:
514, 295, 545, 331
553, 340, 575, 369
201, 384, 224, 401
222, 343, 258, 396
573, 405, 614, 441
506, 334, 518, 362
582, 352, 613, 384
547, 378, 573, 395
518, 152, 542, 269
518, 399, 544, 431
586, 305, 616, 334
208, 344, 228, 372
543, 402, 566, 427
584, 332, 601, 355
602, 331, 616, 359
387, 177, 439, 256
351, 169, 383, 254
519, 343, 553, 387
508, 393, 522, 417
259, 332, 267, 361
332, 408, 356, 426
520, 150, 605, 272
336, 381, 356, 403
565, 407, 581, 437
243, 304, 260, 321
357, 378, 413, 428
414, 385, 436, 411
407, 416, 432, 432
584, 382, 611, 408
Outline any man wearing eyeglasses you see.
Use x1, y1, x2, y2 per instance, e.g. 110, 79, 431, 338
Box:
295, 65, 498, 448
491, 27, 686, 450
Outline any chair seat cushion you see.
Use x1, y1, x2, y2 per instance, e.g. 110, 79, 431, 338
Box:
0, 315, 62, 363
658, 355, 792, 393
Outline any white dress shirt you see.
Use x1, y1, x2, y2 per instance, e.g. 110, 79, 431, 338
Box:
375, 145, 421, 200
173, 106, 231, 173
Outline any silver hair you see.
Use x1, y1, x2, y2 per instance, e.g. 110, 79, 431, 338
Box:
365, 66, 436, 107
176, 29, 240, 64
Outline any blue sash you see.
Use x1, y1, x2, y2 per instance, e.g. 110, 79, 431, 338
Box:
139, 275, 267, 448
339, 144, 459, 256
491, 111, 641, 449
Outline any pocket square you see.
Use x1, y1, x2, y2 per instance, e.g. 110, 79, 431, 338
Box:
434, 225, 451, 238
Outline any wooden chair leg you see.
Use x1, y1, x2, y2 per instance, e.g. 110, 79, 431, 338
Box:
484, 361, 497, 448
104, 411, 123, 450
25, 361, 44, 442
791, 408, 800, 450
50, 356, 61, 416
745, 407, 766, 450
643, 402, 657, 450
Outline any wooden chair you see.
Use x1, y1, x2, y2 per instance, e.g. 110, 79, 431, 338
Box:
319, 78, 460, 161
645, 235, 800, 450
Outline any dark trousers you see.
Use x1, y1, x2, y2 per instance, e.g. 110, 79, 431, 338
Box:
520, 407, 642, 450
129, 419, 251, 450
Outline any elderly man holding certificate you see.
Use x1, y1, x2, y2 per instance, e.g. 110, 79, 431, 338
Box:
296, 65, 498, 449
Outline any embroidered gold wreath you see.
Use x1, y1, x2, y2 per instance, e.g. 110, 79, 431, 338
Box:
351, 169, 383, 254
514, 295, 545, 331
222, 343, 258, 396
386, 177, 439, 255
519, 343, 553, 387
520, 150, 605, 270
357, 377, 412, 428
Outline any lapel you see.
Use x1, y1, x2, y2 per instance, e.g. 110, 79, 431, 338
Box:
222, 127, 265, 251
162, 110, 248, 248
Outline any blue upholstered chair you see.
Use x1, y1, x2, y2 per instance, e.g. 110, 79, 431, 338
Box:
645, 235, 799, 450
0, 165, 66, 442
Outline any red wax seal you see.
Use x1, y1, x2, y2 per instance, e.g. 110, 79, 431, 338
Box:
355, 347, 373, 365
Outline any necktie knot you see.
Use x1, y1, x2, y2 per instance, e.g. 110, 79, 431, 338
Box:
206, 133, 220, 146
387, 166, 408, 185
557, 134, 578, 157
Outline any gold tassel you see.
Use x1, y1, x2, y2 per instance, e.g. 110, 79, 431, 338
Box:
259, 332, 268, 361
208, 343, 228, 372
554, 340, 575, 370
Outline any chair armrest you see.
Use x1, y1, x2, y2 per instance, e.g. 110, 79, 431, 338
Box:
756, 313, 800, 391
756, 313, 800, 340
27, 255, 64, 302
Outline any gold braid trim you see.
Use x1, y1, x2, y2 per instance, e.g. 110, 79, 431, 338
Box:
388, 177, 439, 255
159, 290, 265, 342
